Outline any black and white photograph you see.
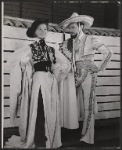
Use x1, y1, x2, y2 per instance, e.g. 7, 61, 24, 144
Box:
1, 0, 121, 149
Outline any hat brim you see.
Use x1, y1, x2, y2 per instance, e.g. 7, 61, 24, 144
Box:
26, 27, 36, 38
59, 15, 94, 29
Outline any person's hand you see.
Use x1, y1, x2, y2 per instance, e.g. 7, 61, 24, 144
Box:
88, 64, 99, 73
76, 60, 93, 70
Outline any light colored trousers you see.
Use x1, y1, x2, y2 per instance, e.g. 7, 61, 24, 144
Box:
77, 72, 98, 144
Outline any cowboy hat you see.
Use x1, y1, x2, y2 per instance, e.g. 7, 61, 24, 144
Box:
26, 19, 48, 38
59, 12, 94, 29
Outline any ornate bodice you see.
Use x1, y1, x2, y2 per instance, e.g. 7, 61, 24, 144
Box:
29, 40, 55, 63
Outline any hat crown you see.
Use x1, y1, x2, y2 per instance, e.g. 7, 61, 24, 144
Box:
70, 12, 79, 18
59, 12, 94, 29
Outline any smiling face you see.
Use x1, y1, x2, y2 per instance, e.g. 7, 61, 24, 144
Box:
35, 24, 48, 39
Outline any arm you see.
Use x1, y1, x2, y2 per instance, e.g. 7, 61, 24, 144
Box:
52, 47, 71, 82
7, 45, 32, 72
91, 36, 113, 72
59, 40, 72, 62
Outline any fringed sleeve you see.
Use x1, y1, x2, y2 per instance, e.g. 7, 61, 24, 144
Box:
52, 48, 71, 82
91, 36, 113, 71
7, 45, 32, 126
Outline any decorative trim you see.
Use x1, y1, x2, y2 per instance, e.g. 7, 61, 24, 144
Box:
82, 73, 97, 137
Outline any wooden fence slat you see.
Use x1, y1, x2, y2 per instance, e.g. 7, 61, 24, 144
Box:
4, 118, 19, 128
95, 61, 120, 69
96, 96, 120, 103
4, 87, 10, 97
4, 52, 13, 63
65, 33, 70, 40
97, 77, 120, 86
108, 47, 120, 54
98, 69, 120, 76
91, 35, 120, 47
95, 110, 120, 119
4, 26, 63, 43
46, 32, 63, 44
4, 39, 61, 53
94, 53, 120, 61
4, 63, 10, 74
4, 39, 34, 50
65, 35, 120, 47
96, 86, 120, 95
4, 107, 20, 118
4, 99, 10, 106
4, 74, 10, 85
3, 26, 120, 46
4, 26, 28, 39
98, 102, 120, 111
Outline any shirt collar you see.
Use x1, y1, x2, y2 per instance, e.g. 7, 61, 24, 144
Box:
78, 31, 85, 40
73, 31, 85, 42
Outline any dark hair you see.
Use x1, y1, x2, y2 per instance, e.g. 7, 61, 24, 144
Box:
26, 19, 48, 38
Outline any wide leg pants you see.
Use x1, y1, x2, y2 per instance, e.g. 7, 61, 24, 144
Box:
76, 72, 98, 144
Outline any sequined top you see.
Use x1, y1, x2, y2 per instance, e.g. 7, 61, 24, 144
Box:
29, 39, 56, 72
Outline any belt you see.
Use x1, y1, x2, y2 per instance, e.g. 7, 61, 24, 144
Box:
34, 61, 51, 72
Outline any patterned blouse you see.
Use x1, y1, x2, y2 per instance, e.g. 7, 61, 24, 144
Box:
29, 39, 56, 63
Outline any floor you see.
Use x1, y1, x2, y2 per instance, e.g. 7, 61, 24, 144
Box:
60, 138, 120, 149
60, 128, 120, 149
4, 126, 120, 149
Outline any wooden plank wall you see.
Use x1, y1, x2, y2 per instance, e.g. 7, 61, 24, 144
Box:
93, 36, 120, 120
3, 26, 120, 128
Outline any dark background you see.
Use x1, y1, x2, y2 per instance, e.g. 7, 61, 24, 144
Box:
3, 0, 120, 29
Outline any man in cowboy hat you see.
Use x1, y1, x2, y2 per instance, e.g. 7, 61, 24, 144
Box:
58, 12, 112, 144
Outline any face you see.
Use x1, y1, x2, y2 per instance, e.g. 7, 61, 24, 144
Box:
68, 22, 79, 36
35, 24, 47, 39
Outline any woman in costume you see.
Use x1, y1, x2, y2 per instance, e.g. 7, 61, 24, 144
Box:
5, 19, 70, 148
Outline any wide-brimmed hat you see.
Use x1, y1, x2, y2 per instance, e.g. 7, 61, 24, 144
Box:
26, 19, 48, 38
59, 12, 94, 29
